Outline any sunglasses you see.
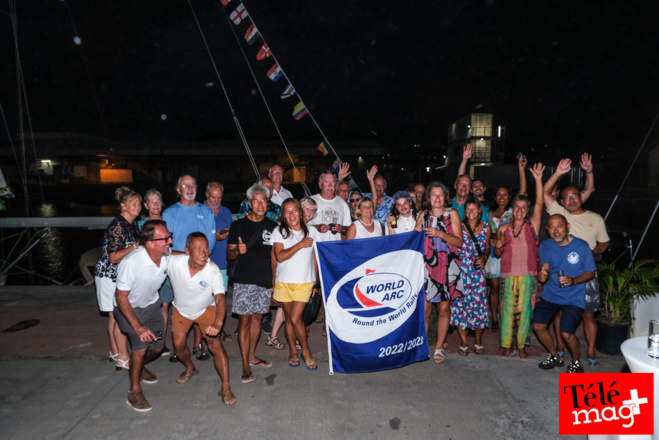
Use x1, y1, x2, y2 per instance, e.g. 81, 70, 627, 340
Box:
350, 198, 361, 202
150, 233, 173, 241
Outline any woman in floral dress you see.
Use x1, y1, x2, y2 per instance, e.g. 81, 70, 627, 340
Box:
451, 197, 490, 355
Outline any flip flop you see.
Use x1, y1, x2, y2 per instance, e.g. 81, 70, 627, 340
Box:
474, 344, 485, 355
176, 369, 199, 383
241, 373, 254, 384
288, 357, 300, 367
218, 390, 237, 405
299, 353, 317, 371
249, 359, 272, 368
587, 358, 600, 368
458, 346, 469, 356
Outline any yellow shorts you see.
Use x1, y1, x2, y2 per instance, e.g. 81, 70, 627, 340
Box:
273, 281, 314, 303
171, 305, 217, 334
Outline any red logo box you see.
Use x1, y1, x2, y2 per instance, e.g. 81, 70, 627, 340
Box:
559, 373, 654, 435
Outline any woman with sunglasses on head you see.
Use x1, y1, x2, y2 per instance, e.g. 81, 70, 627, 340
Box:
94, 186, 142, 371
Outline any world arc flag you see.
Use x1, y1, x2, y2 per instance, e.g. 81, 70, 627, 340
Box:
315, 231, 429, 374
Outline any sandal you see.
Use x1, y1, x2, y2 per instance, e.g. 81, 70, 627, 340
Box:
176, 369, 199, 384
249, 359, 272, 368
299, 353, 317, 371
116, 358, 130, 371
288, 357, 300, 367
587, 358, 600, 368
474, 344, 485, 355
458, 346, 469, 356
220, 331, 232, 342
218, 390, 237, 405
433, 348, 445, 364
109, 352, 119, 362
241, 373, 254, 384
491, 322, 499, 333
266, 336, 285, 350
295, 341, 302, 351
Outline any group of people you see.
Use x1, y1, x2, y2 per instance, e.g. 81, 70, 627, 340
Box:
93, 151, 609, 412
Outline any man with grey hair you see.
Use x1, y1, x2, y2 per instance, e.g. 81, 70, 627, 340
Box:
227, 183, 277, 384
162, 174, 217, 362
268, 164, 293, 206
237, 177, 281, 222
307, 170, 351, 241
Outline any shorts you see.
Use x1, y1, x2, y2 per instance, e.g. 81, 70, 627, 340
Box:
171, 305, 217, 334
114, 300, 165, 351
583, 277, 600, 314
532, 298, 584, 335
232, 283, 271, 315
273, 281, 314, 303
95, 276, 116, 312
159, 277, 173, 303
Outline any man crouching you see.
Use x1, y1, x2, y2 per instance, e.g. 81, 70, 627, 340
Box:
114, 220, 171, 412
169, 232, 235, 405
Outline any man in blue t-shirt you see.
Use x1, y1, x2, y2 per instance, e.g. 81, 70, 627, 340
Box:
532, 214, 596, 373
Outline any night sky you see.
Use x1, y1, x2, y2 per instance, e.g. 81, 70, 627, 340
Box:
2, 0, 659, 156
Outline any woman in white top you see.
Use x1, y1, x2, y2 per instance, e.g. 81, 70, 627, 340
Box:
272, 199, 318, 370
345, 197, 383, 239
386, 190, 419, 235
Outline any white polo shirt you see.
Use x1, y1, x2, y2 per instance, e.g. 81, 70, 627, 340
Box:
169, 255, 225, 320
271, 186, 294, 206
115, 247, 169, 309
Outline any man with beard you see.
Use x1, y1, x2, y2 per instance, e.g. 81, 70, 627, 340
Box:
114, 220, 171, 411
162, 175, 217, 362
543, 158, 609, 368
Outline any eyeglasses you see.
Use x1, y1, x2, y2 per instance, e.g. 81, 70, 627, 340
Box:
350, 198, 361, 203
180, 184, 197, 189
150, 233, 173, 242
562, 195, 580, 202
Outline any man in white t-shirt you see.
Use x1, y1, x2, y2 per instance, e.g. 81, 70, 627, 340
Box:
268, 164, 293, 206
307, 171, 351, 242
168, 232, 235, 405
114, 220, 171, 412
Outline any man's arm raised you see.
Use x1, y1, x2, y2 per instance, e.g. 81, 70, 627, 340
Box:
457, 144, 472, 181
543, 158, 572, 210
580, 153, 595, 203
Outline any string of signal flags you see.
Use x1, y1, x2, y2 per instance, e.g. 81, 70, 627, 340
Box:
222, 0, 331, 156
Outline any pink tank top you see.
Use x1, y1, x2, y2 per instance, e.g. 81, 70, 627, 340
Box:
500, 221, 538, 278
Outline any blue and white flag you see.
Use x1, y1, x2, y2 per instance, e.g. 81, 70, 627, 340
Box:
315, 231, 428, 374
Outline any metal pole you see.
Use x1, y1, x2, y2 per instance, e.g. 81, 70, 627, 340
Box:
631, 199, 659, 264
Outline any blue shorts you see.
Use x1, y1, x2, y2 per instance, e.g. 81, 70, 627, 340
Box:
532, 299, 584, 335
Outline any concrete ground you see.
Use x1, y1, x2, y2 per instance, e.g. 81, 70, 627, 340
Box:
0, 286, 629, 440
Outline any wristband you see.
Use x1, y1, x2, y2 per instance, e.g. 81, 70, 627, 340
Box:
585, 171, 593, 174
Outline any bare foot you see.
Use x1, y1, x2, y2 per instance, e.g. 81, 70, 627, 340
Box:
500, 348, 512, 359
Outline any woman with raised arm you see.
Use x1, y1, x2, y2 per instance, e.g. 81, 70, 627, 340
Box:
493, 163, 545, 361
414, 181, 463, 365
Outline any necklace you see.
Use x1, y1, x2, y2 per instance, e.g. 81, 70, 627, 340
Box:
511, 219, 524, 238
360, 219, 374, 227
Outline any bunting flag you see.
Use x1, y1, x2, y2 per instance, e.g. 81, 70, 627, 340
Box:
256, 43, 272, 60
315, 232, 429, 374
244, 24, 260, 45
267, 63, 284, 82
280, 84, 296, 100
292, 101, 308, 120
230, 4, 248, 24
220, 0, 231, 5
318, 142, 329, 156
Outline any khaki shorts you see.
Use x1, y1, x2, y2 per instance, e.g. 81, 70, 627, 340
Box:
171, 305, 217, 334
273, 281, 315, 303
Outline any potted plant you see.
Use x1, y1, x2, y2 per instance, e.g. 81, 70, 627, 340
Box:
596, 259, 659, 355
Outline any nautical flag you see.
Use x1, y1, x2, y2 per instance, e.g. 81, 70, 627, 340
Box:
318, 142, 329, 156
244, 24, 259, 45
280, 84, 296, 100
220, 0, 231, 5
230, 4, 248, 24
257, 43, 272, 60
267, 63, 284, 82
315, 231, 429, 374
292, 101, 308, 120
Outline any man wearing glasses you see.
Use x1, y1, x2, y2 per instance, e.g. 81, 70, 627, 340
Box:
543, 156, 609, 369
162, 175, 217, 362
268, 164, 293, 206
114, 220, 172, 412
